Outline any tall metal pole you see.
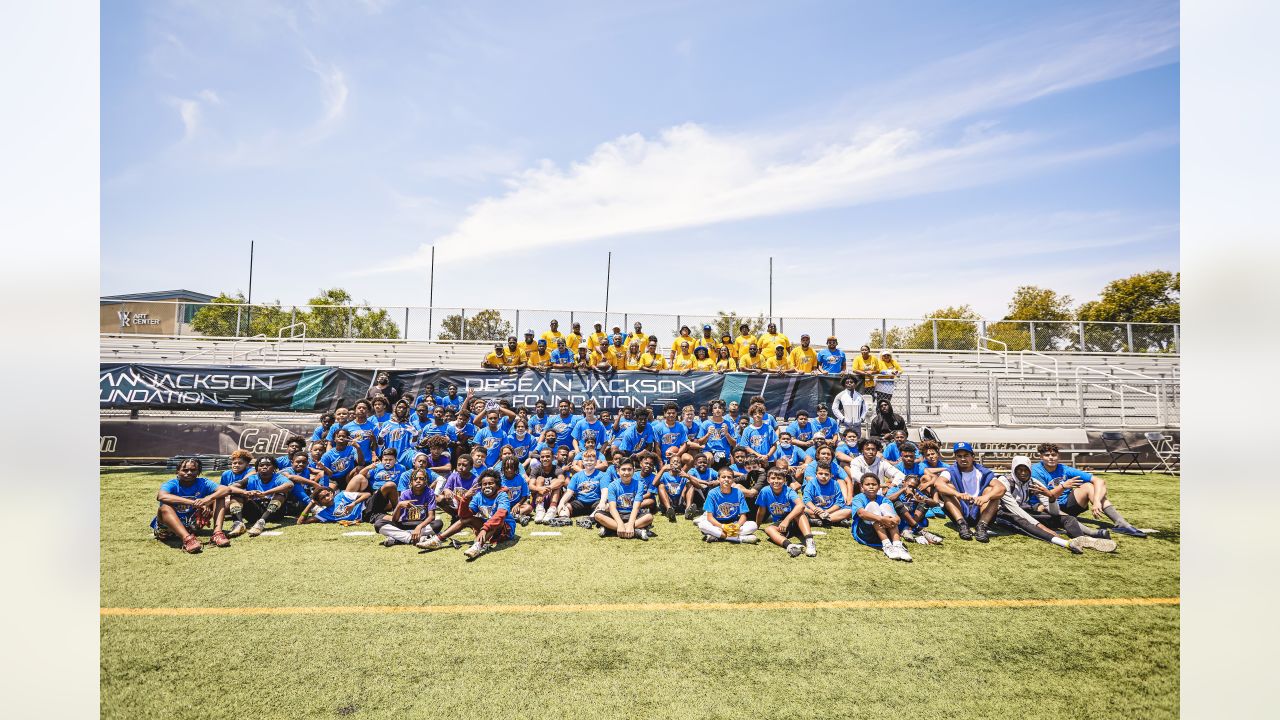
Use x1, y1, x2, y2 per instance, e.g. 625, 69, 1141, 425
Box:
246, 240, 255, 336
768, 256, 773, 321
427, 246, 435, 340
604, 251, 612, 328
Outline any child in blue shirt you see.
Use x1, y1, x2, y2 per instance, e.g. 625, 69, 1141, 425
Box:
851, 473, 912, 562
234, 456, 297, 537
755, 468, 816, 557
802, 465, 853, 527
1032, 443, 1144, 537
420, 471, 516, 561
679, 454, 719, 520
593, 456, 654, 540
695, 472, 758, 543
152, 458, 233, 553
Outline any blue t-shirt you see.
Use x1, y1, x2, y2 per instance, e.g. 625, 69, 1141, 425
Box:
550, 348, 574, 364
786, 420, 817, 443
811, 416, 840, 441
219, 467, 251, 486
613, 423, 658, 453
571, 418, 608, 449
657, 471, 685, 498
320, 446, 359, 481
568, 469, 607, 504
772, 443, 808, 467
505, 431, 537, 461
803, 463, 848, 483
275, 454, 294, 469
420, 419, 454, 440
850, 492, 889, 546
740, 424, 777, 456
699, 419, 737, 457
310, 425, 332, 442
152, 476, 220, 527
606, 477, 646, 513
528, 413, 552, 436
469, 490, 516, 535
816, 348, 846, 373
315, 491, 366, 523
367, 464, 401, 491
543, 414, 582, 449
373, 411, 391, 425
897, 461, 928, 477
703, 486, 749, 523
756, 485, 800, 523
498, 472, 530, 505
686, 466, 719, 487
378, 421, 416, 455
435, 393, 464, 411
803, 477, 848, 510
342, 420, 379, 462
245, 471, 289, 494
473, 426, 510, 467
1031, 462, 1092, 506
650, 420, 689, 459
883, 442, 902, 463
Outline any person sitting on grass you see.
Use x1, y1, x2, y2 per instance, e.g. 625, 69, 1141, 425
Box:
420, 471, 516, 561
755, 467, 816, 557
997, 456, 1117, 555
679, 453, 719, 519
1031, 443, 1146, 538
298, 484, 371, 525
279, 450, 331, 516
152, 458, 233, 553
437, 454, 479, 521
231, 456, 296, 537
771, 430, 810, 481
593, 456, 654, 541
883, 474, 944, 545
557, 448, 608, 521
320, 428, 363, 490
497, 457, 533, 526
931, 442, 1005, 542
358, 448, 406, 519
851, 473, 912, 562
375, 469, 443, 547
802, 464, 853, 528
654, 457, 690, 522
218, 449, 254, 536
529, 448, 568, 524
696, 471, 758, 544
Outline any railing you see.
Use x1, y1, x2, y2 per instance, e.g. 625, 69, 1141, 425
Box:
174, 334, 271, 364
99, 299, 1181, 354
976, 337, 1009, 373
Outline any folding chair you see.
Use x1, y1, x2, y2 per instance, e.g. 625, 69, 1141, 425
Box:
1144, 432, 1180, 474
1099, 431, 1144, 474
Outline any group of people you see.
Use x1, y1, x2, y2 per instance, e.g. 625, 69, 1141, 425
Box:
152, 381, 1147, 562
481, 321, 903, 391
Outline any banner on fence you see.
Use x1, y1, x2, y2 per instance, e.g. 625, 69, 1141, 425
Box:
100, 364, 848, 417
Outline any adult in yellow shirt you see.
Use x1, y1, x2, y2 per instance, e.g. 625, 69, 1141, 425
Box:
541, 320, 565, 348
690, 346, 716, 371
576, 345, 605, 371
525, 339, 551, 369
605, 335, 629, 371
482, 344, 507, 369
504, 336, 525, 363
564, 322, 583, 352
762, 345, 794, 373
738, 343, 764, 372
852, 345, 882, 392
671, 340, 696, 371
789, 334, 819, 374
694, 324, 719, 352
757, 322, 790, 356
626, 321, 648, 350
638, 340, 669, 372
519, 330, 540, 360
586, 323, 609, 353
733, 324, 757, 359
624, 342, 645, 370
713, 346, 738, 372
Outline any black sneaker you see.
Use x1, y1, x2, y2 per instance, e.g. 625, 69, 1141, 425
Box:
957, 523, 973, 541
683, 505, 699, 520
518, 514, 531, 527
1095, 528, 1112, 539
664, 506, 677, 523
1113, 525, 1147, 538
975, 522, 990, 543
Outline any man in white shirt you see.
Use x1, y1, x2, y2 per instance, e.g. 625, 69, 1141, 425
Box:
845, 437, 906, 500
831, 376, 871, 439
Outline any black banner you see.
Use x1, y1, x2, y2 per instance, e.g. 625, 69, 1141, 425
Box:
101, 363, 847, 416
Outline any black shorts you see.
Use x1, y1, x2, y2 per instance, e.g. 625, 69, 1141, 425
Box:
1062, 493, 1088, 515
568, 499, 598, 517
771, 521, 805, 541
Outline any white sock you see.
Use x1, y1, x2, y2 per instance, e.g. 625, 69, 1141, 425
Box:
1051, 536, 1069, 548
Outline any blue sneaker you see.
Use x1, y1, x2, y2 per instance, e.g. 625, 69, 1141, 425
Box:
1112, 525, 1147, 538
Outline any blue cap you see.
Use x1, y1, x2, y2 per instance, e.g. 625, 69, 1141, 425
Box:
953, 441, 974, 454
703, 324, 712, 330
537, 339, 547, 346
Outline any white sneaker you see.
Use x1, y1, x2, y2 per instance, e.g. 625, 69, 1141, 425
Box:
738, 534, 758, 544
533, 506, 546, 524
895, 542, 913, 562
804, 539, 817, 557
901, 528, 916, 542
786, 543, 803, 557
922, 530, 944, 545
913, 533, 930, 545
883, 545, 897, 560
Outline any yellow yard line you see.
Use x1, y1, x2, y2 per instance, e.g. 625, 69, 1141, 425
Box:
101, 596, 1179, 618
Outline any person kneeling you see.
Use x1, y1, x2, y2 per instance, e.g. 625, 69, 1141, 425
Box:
851, 473, 912, 562
420, 471, 516, 561
755, 468, 816, 557
696, 472, 758, 543
592, 457, 654, 541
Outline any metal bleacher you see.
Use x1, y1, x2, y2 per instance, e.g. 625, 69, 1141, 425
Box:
101, 334, 1179, 430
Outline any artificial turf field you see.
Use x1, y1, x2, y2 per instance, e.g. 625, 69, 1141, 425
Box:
101, 468, 1179, 720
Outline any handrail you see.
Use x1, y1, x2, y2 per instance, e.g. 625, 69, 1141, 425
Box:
1105, 364, 1158, 382
173, 335, 264, 364
976, 336, 1009, 374
1018, 350, 1059, 378
229, 337, 278, 364
277, 322, 307, 341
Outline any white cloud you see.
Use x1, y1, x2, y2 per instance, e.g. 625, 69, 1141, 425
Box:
303, 50, 348, 133
381, 2, 1178, 272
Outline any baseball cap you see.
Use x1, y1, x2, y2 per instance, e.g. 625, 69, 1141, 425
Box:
827, 335, 838, 342
524, 329, 534, 335
881, 349, 893, 355
953, 441, 974, 454
703, 324, 712, 330
800, 333, 810, 339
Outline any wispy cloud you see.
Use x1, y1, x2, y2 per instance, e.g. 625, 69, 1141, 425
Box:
303, 49, 347, 133
167, 89, 219, 142
381, 2, 1177, 272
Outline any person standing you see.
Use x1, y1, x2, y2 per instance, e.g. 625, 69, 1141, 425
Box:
831, 376, 871, 439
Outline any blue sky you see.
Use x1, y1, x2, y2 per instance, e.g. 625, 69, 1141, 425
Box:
102, 0, 1178, 320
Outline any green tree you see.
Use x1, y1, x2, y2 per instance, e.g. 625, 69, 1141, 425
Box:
1077, 271, 1180, 352
870, 305, 981, 350
190, 292, 291, 337
301, 288, 401, 339
712, 311, 766, 341
437, 308, 512, 341
987, 286, 1075, 352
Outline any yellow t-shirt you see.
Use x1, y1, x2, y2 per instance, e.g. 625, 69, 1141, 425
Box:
714, 357, 738, 372
606, 346, 628, 371
626, 332, 649, 349
789, 346, 818, 373
519, 340, 540, 358
624, 352, 644, 370
733, 334, 757, 359
541, 331, 564, 347
587, 332, 608, 352
757, 332, 790, 356
738, 353, 763, 370
639, 352, 668, 371
501, 350, 524, 368
694, 335, 718, 351
525, 349, 551, 369
691, 356, 716, 371
672, 353, 696, 371
564, 333, 582, 351
762, 354, 792, 372
482, 351, 504, 368
852, 355, 883, 388
578, 350, 603, 367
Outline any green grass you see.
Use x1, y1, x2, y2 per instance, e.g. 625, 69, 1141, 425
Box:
101, 468, 1179, 719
